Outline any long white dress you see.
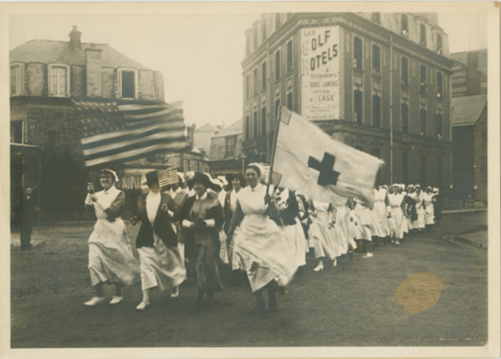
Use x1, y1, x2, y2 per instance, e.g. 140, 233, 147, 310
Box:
332, 201, 353, 255
413, 192, 426, 229
351, 199, 373, 241
372, 188, 390, 237
232, 184, 298, 292
422, 192, 435, 225
137, 191, 186, 291
388, 193, 406, 239
309, 201, 343, 260
85, 187, 140, 287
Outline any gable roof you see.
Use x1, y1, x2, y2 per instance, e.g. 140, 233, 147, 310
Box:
10, 40, 150, 70
451, 94, 487, 127
212, 119, 243, 138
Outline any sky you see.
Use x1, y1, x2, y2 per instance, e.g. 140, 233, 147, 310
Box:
9, 11, 488, 130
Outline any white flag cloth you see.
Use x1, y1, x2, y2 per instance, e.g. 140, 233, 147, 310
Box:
271, 107, 384, 208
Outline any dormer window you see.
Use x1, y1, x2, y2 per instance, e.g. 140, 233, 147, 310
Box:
420, 24, 427, 47
10, 63, 23, 96
401, 14, 409, 37
49, 64, 70, 97
436, 33, 443, 54
118, 68, 138, 99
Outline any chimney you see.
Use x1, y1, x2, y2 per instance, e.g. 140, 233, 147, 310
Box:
69, 26, 81, 50
187, 124, 196, 144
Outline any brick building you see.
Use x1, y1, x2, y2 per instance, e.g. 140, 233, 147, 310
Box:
450, 49, 488, 207
241, 12, 454, 188
10, 26, 166, 222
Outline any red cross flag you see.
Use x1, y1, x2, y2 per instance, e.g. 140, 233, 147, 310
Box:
270, 107, 384, 208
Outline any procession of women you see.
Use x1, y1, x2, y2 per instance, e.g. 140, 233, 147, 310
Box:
83, 165, 443, 315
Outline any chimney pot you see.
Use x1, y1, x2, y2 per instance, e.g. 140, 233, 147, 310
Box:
69, 25, 82, 50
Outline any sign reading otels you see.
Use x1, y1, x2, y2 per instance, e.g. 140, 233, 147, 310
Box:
301, 26, 340, 121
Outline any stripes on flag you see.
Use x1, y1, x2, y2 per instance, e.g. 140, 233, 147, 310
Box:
158, 167, 179, 188
74, 101, 191, 167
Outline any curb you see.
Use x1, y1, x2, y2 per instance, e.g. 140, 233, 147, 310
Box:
442, 208, 487, 215
442, 234, 484, 249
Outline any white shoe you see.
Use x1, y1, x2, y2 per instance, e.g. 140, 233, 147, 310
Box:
395, 240, 400, 245
171, 286, 179, 298
363, 252, 374, 259
313, 262, 324, 272
136, 301, 150, 310
333, 258, 337, 267
84, 296, 105, 306
109, 296, 123, 305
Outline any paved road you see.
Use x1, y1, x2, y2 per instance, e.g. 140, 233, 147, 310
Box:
10, 212, 487, 348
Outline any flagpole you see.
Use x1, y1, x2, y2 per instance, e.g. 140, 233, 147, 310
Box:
266, 105, 283, 197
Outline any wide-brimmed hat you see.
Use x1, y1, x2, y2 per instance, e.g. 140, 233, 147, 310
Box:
99, 168, 119, 182
188, 172, 213, 190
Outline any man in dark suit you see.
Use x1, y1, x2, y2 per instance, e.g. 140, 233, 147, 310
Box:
20, 187, 38, 251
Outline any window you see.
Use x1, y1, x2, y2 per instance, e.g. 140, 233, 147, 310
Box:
262, 62, 267, 90
275, 50, 281, 81
253, 27, 258, 50
225, 136, 236, 158
275, 99, 281, 120
436, 33, 443, 54
437, 71, 443, 98
437, 157, 443, 189
275, 13, 281, 30
354, 37, 363, 70
10, 121, 23, 144
401, 103, 409, 133
435, 113, 443, 139
420, 65, 426, 92
245, 74, 249, 100
421, 155, 427, 185
245, 115, 250, 140
262, 107, 267, 134
354, 90, 363, 123
371, 12, 381, 24
287, 40, 293, 74
372, 148, 382, 185
10, 63, 23, 96
420, 24, 427, 47
401, 14, 409, 37
372, 95, 381, 127
253, 111, 258, 138
420, 108, 427, 136
118, 69, 137, 99
262, 20, 267, 42
253, 68, 258, 96
401, 57, 408, 86
372, 45, 380, 75
402, 152, 409, 185
49, 64, 70, 97
287, 92, 293, 110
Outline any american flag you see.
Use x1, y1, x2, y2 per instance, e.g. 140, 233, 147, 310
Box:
74, 101, 191, 167
158, 167, 179, 187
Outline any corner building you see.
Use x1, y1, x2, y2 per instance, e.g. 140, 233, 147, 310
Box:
242, 12, 453, 188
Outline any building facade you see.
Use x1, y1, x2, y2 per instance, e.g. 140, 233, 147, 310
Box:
10, 26, 166, 222
241, 12, 454, 189
450, 49, 488, 207
208, 118, 244, 177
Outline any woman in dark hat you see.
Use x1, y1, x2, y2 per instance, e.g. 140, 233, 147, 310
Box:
227, 164, 298, 315
180, 172, 224, 309
132, 171, 186, 310
84, 169, 140, 306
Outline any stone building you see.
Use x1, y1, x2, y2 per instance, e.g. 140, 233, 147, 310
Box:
241, 12, 454, 188
10, 26, 166, 222
208, 119, 244, 177
450, 49, 488, 207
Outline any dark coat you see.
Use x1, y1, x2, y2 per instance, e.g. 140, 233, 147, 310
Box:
223, 190, 234, 233
180, 192, 224, 260
269, 189, 300, 227
135, 192, 179, 249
